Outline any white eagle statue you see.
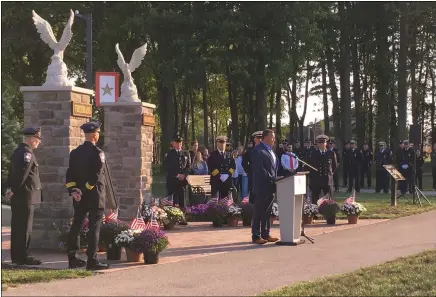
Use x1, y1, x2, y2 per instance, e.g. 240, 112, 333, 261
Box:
32, 9, 74, 87
115, 43, 147, 102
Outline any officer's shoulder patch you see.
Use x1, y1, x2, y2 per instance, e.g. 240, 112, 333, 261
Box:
24, 152, 32, 163
99, 152, 106, 163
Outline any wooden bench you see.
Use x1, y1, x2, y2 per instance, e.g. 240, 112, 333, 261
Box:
186, 175, 211, 205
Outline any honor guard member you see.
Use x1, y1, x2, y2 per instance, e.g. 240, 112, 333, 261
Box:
308, 135, 337, 204
360, 143, 373, 189
328, 140, 341, 192
242, 131, 263, 203
6, 127, 43, 265
346, 140, 363, 193
65, 121, 109, 270
375, 141, 392, 193
398, 140, 414, 194
342, 141, 351, 187
208, 136, 236, 199
164, 135, 190, 211
302, 138, 314, 170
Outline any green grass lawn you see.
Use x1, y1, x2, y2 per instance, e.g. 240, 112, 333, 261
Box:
1, 268, 92, 291
262, 249, 436, 297
332, 192, 436, 219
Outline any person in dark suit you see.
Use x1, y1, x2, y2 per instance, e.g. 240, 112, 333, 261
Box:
251, 129, 279, 245
347, 140, 363, 192
375, 141, 392, 193
308, 135, 337, 204
207, 136, 236, 198
242, 131, 263, 204
342, 141, 351, 187
65, 122, 109, 270
5, 127, 43, 265
164, 135, 190, 210
398, 140, 414, 194
328, 140, 341, 192
360, 143, 373, 189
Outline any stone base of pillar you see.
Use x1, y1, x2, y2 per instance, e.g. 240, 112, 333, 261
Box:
20, 86, 93, 249
102, 102, 156, 221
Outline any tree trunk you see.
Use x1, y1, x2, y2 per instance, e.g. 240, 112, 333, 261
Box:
202, 72, 209, 147
184, 91, 189, 142
227, 69, 239, 146
173, 85, 179, 134
290, 75, 299, 142
190, 91, 195, 142
325, 43, 341, 143
255, 54, 267, 130
158, 80, 174, 161
338, 2, 352, 142
351, 23, 363, 144
368, 82, 374, 146
410, 30, 418, 125
321, 58, 330, 135
180, 89, 187, 137
397, 2, 408, 141
299, 59, 311, 143
269, 83, 275, 128
275, 86, 282, 150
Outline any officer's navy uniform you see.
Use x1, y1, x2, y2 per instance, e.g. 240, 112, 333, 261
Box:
242, 145, 254, 203
397, 143, 414, 194
308, 136, 337, 204
328, 141, 340, 191
208, 137, 236, 199
360, 146, 373, 188
164, 136, 190, 208
65, 122, 108, 270
375, 143, 392, 193
347, 142, 363, 192
342, 141, 350, 187
6, 128, 42, 265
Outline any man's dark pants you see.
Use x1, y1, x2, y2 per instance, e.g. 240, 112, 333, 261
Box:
251, 194, 274, 240
67, 203, 104, 263
310, 185, 330, 204
360, 167, 372, 188
11, 200, 34, 263
167, 179, 186, 208
375, 169, 389, 193
347, 170, 360, 192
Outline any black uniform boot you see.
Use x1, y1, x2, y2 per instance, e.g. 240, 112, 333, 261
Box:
68, 254, 87, 269
86, 260, 109, 271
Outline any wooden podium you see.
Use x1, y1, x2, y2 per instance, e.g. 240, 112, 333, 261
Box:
275, 172, 308, 246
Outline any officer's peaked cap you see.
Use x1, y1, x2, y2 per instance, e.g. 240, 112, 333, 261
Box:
23, 127, 42, 138
378, 141, 386, 146
81, 121, 101, 133
316, 135, 329, 143
403, 140, 409, 144
216, 135, 227, 142
350, 140, 357, 144
172, 135, 183, 142
252, 131, 263, 138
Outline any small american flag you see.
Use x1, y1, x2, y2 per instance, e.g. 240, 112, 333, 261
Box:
207, 197, 219, 204
144, 213, 160, 230
105, 210, 118, 221
220, 196, 233, 206
344, 190, 356, 204
317, 193, 329, 206
130, 210, 147, 231
82, 217, 89, 229
160, 195, 173, 206
241, 197, 249, 204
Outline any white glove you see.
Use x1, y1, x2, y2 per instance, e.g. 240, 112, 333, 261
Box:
220, 174, 229, 182
401, 164, 409, 169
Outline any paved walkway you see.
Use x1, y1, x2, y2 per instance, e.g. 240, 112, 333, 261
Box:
3, 210, 435, 296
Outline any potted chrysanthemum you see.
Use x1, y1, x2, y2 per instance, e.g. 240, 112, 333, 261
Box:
99, 219, 130, 260
162, 206, 185, 229
341, 202, 367, 224
130, 229, 169, 264
303, 203, 318, 224
207, 200, 229, 227
114, 229, 143, 262
227, 205, 242, 227
152, 206, 168, 226
190, 204, 209, 221
318, 199, 340, 225
270, 202, 279, 225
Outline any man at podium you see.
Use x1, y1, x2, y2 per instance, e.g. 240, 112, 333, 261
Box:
308, 135, 337, 204
251, 129, 279, 244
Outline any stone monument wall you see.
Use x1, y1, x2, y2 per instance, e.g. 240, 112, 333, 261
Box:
102, 102, 156, 221
20, 86, 93, 249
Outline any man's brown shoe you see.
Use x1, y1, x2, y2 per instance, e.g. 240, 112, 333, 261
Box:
253, 238, 268, 244
267, 236, 279, 242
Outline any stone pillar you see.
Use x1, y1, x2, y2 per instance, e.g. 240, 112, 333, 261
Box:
101, 102, 156, 221
20, 86, 94, 249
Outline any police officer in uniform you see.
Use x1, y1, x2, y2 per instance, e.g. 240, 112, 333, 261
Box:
164, 135, 190, 211
375, 141, 392, 193
360, 143, 373, 189
208, 136, 236, 199
302, 138, 314, 171
65, 122, 108, 270
398, 140, 414, 194
347, 140, 363, 192
342, 141, 351, 187
242, 131, 263, 203
308, 135, 337, 204
6, 127, 43, 265
328, 140, 340, 192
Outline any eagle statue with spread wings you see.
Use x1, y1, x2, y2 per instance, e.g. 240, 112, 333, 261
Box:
115, 43, 147, 102
32, 10, 75, 87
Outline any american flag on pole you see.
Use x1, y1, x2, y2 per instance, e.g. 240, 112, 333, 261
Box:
317, 193, 329, 207
220, 196, 233, 206
130, 208, 146, 231
343, 190, 356, 204
105, 210, 118, 221
144, 213, 160, 230
160, 195, 173, 206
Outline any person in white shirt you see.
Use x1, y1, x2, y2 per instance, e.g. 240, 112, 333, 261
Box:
281, 144, 299, 177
